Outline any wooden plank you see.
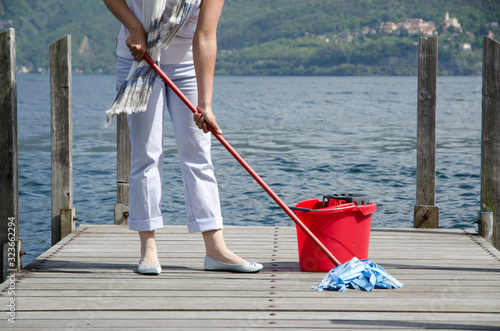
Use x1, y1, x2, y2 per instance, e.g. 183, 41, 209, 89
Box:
6, 317, 500, 330
481, 36, 500, 250
10, 318, 500, 330
50, 35, 73, 245
0, 28, 20, 282
415, 36, 439, 228
8, 311, 500, 330
8, 295, 500, 313
13, 288, 500, 300
18, 270, 500, 281
14, 310, 500, 323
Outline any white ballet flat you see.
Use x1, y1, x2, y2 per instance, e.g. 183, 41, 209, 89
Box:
204, 256, 263, 273
137, 264, 162, 275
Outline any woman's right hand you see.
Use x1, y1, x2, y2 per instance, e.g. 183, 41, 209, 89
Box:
126, 27, 147, 61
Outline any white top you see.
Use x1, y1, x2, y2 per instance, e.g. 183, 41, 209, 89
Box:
116, 0, 201, 64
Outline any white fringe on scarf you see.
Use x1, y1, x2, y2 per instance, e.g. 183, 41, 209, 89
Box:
105, 0, 201, 127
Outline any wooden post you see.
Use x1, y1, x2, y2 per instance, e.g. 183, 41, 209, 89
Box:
479, 212, 493, 244
0, 28, 21, 282
414, 37, 439, 228
50, 35, 75, 245
114, 36, 130, 225
115, 113, 130, 225
481, 36, 500, 249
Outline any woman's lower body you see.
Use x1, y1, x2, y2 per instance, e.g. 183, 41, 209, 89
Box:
116, 57, 262, 273
118, 58, 222, 233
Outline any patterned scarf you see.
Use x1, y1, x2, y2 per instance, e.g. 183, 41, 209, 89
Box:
105, 0, 201, 126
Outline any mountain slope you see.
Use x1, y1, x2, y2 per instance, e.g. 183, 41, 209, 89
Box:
1, 0, 498, 75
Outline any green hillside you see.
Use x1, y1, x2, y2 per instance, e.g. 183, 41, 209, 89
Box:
1, 0, 499, 75
0, 0, 120, 74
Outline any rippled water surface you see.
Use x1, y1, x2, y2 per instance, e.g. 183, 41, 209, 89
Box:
17, 74, 482, 265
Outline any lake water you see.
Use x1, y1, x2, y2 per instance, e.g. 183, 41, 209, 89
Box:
16, 74, 482, 266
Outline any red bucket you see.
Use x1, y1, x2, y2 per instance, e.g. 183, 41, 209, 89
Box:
293, 198, 376, 272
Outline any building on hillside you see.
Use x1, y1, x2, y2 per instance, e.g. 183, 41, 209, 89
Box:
334, 32, 354, 43
399, 18, 436, 36
379, 17, 436, 36
460, 42, 471, 51
443, 12, 462, 33
361, 26, 377, 35
379, 22, 398, 34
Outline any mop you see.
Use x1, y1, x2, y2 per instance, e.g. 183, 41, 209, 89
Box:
142, 54, 403, 292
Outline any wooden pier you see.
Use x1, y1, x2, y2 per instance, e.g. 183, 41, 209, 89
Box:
1, 225, 500, 329
2, 26, 500, 329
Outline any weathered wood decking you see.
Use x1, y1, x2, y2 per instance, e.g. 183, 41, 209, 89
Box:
1, 225, 500, 329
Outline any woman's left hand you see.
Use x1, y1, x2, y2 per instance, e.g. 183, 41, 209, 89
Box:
194, 106, 222, 134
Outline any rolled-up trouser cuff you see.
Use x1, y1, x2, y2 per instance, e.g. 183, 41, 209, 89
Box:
187, 217, 223, 233
128, 216, 164, 232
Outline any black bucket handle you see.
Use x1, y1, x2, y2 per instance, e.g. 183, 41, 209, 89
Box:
322, 193, 369, 208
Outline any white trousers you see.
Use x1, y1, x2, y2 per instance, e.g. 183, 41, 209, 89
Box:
116, 56, 223, 233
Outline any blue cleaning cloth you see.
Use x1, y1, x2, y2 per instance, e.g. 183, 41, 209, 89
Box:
313, 257, 403, 292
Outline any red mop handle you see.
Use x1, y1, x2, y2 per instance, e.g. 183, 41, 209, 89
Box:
143, 54, 340, 267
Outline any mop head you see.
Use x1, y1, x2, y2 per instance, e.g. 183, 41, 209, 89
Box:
313, 257, 403, 292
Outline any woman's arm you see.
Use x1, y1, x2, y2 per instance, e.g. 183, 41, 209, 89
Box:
192, 0, 224, 134
103, 0, 147, 61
